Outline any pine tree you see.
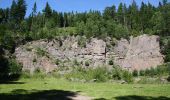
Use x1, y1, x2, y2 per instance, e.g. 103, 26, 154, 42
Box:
29, 2, 37, 32
103, 5, 116, 20
10, 0, 17, 21
59, 13, 64, 27
117, 3, 124, 25
63, 13, 68, 27
163, 0, 168, 5
151, 11, 165, 35
32, 2, 37, 17
130, 0, 139, 30
16, 0, 27, 21
161, 3, 170, 35
0, 9, 3, 23
123, 3, 128, 26
139, 2, 147, 31
44, 2, 52, 18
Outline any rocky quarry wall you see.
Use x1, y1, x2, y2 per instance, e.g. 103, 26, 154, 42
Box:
15, 34, 164, 73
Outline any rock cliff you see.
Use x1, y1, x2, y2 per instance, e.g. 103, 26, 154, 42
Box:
113, 34, 164, 70
15, 34, 164, 73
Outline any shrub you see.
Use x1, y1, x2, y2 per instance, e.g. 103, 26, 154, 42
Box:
21, 71, 31, 79
144, 69, 150, 76
34, 68, 41, 73
160, 37, 170, 62
149, 67, 157, 77
55, 59, 60, 65
167, 76, 170, 82
85, 61, 90, 66
36, 48, 48, 57
108, 60, 114, 65
33, 58, 37, 63
138, 64, 170, 77
8, 58, 22, 75
88, 67, 109, 82
139, 70, 145, 76
111, 66, 122, 80
73, 59, 80, 66
78, 36, 86, 48
122, 70, 133, 83
65, 67, 109, 82
132, 70, 138, 77
31, 68, 46, 79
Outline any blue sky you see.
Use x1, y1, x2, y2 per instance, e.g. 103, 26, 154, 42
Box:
0, 0, 166, 17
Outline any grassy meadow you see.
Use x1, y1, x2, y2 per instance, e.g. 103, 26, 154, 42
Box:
0, 77, 170, 100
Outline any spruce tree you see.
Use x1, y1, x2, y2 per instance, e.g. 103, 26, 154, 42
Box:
32, 2, 37, 17
10, 0, 17, 21
117, 3, 124, 25
44, 2, 52, 18
16, 0, 27, 21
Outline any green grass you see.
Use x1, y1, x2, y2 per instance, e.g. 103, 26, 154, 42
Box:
0, 78, 170, 100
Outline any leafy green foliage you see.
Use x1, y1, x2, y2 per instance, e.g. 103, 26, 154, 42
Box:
8, 58, 22, 75
85, 61, 90, 66
122, 70, 133, 83
167, 75, 170, 82
139, 63, 170, 77
0, 56, 22, 80
132, 70, 138, 77
43, 2, 52, 18
65, 67, 109, 82
77, 36, 86, 48
108, 60, 114, 65
36, 48, 48, 57
65, 66, 134, 83
160, 37, 170, 62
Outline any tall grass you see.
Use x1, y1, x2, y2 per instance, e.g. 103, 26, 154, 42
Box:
64, 66, 133, 83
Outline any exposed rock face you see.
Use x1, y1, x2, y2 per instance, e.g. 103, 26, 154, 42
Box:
15, 34, 164, 73
113, 34, 164, 70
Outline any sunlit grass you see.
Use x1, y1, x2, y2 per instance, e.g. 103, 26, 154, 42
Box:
0, 77, 170, 100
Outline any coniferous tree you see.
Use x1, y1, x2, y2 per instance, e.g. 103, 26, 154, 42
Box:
161, 1, 170, 35
59, 13, 64, 27
146, 2, 155, 29
32, 2, 37, 17
103, 5, 116, 20
128, 0, 139, 30
0, 9, 3, 23
163, 0, 168, 5
16, 0, 27, 22
139, 2, 147, 31
117, 3, 124, 25
10, 0, 17, 21
63, 13, 68, 27
44, 2, 52, 18
123, 3, 128, 26
151, 11, 165, 35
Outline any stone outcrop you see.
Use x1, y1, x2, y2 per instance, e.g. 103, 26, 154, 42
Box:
15, 34, 164, 73
113, 34, 164, 70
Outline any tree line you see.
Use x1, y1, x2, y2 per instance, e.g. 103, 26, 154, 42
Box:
0, 0, 170, 39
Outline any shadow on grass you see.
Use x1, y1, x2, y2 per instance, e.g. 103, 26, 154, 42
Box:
94, 95, 170, 100
0, 74, 24, 84
0, 89, 79, 100
114, 95, 170, 100
0, 81, 25, 84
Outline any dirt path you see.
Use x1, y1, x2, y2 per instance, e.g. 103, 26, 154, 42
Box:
69, 94, 92, 100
